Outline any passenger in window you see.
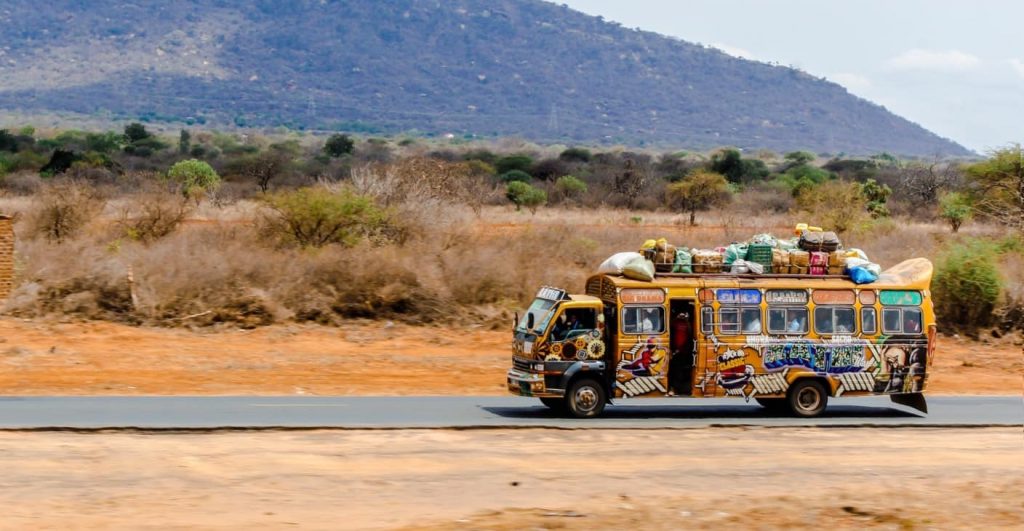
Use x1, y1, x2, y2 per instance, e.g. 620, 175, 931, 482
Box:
836, 311, 855, 334
744, 315, 761, 333
788, 314, 806, 333
642, 308, 661, 333
905, 312, 921, 333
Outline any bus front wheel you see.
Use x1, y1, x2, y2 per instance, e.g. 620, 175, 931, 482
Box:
787, 379, 828, 417
565, 378, 606, 418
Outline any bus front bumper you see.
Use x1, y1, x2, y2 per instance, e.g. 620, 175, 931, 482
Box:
506, 369, 563, 398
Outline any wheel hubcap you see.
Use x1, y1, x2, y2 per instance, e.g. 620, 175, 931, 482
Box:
797, 388, 820, 410
575, 387, 598, 411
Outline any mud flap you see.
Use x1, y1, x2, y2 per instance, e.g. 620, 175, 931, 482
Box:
890, 393, 928, 414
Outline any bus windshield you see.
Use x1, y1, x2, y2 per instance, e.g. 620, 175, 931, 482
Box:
516, 298, 558, 334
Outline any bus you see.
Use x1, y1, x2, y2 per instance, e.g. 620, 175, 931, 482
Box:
507, 259, 935, 418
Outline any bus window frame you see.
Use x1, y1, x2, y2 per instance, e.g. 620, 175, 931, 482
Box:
701, 306, 714, 334
861, 307, 877, 335
717, 306, 762, 335
767, 306, 809, 335
882, 306, 923, 334
621, 305, 666, 335
814, 305, 857, 336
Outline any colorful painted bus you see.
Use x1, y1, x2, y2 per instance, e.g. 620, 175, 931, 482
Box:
507, 259, 935, 417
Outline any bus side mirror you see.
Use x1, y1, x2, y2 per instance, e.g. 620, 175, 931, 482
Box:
527, 313, 535, 330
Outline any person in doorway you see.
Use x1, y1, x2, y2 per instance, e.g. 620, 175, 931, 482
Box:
669, 311, 693, 395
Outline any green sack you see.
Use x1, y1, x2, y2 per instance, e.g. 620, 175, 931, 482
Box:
672, 247, 692, 273
723, 243, 749, 265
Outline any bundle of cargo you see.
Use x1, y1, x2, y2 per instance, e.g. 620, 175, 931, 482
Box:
641, 238, 691, 273
798, 230, 842, 253
691, 250, 724, 273
745, 243, 774, 273
608, 224, 882, 282
597, 252, 656, 282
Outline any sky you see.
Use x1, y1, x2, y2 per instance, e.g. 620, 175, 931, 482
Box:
561, 0, 1022, 153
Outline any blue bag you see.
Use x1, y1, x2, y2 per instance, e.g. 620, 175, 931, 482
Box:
847, 266, 878, 285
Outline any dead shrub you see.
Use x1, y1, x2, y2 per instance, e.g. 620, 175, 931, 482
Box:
0, 171, 43, 195
117, 191, 194, 243
26, 180, 105, 243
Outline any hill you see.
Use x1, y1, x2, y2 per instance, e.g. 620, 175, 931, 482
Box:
0, 0, 971, 156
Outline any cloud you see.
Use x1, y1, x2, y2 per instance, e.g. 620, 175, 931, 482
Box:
1009, 58, 1024, 80
885, 49, 980, 72
711, 43, 755, 60
830, 72, 872, 92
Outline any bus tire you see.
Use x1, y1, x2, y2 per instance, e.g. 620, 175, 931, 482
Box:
565, 378, 606, 418
539, 397, 565, 412
755, 397, 786, 412
787, 379, 828, 417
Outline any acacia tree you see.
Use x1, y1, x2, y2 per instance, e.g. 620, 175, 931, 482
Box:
666, 169, 731, 225
966, 144, 1024, 229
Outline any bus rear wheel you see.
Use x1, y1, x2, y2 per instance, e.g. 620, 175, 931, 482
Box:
565, 378, 606, 418
787, 379, 828, 417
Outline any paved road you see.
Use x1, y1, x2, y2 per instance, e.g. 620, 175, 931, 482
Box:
0, 395, 1019, 429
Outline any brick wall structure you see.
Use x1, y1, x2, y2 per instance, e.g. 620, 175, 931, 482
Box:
0, 215, 13, 299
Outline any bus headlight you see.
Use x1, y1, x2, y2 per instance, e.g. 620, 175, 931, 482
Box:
532, 363, 544, 372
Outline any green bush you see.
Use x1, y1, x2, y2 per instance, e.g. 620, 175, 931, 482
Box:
262, 186, 391, 247
167, 159, 221, 200
505, 181, 546, 213
932, 240, 1003, 333
859, 178, 892, 218
938, 192, 973, 233
499, 169, 532, 183
494, 154, 534, 175
554, 175, 587, 199
559, 147, 592, 163
323, 134, 355, 157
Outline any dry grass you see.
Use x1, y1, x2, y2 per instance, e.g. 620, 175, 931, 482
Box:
3, 187, 1022, 333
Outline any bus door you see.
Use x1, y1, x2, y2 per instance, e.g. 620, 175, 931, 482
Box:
668, 298, 697, 395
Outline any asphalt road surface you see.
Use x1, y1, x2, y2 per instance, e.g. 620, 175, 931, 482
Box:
0, 396, 1019, 429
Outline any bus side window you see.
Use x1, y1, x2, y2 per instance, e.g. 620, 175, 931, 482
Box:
719, 308, 739, 334
768, 307, 807, 334
903, 308, 922, 333
701, 306, 714, 334
815, 306, 855, 335
622, 306, 665, 334
861, 307, 877, 335
740, 307, 762, 334
882, 308, 902, 334
835, 307, 856, 334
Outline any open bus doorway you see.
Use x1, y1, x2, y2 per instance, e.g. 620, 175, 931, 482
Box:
669, 299, 696, 395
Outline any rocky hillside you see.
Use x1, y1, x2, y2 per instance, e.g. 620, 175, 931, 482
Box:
0, 0, 971, 156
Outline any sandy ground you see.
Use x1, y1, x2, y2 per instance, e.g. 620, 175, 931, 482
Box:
0, 427, 1019, 529
0, 318, 1019, 396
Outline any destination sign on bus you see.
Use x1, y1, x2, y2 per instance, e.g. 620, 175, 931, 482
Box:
766, 289, 808, 305
620, 288, 665, 304
716, 288, 761, 305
